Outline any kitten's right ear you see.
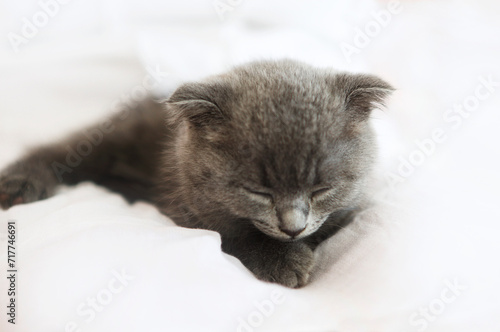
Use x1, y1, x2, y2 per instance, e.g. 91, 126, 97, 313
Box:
166, 81, 232, 128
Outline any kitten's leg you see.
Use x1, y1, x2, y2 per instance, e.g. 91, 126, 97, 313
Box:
222, 231, 314, 288
220, 208, 359, 287
0, 98, 168, 209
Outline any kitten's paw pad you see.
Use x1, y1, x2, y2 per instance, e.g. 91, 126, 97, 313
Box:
0, 177, 47, 210
255, 244, 314, 288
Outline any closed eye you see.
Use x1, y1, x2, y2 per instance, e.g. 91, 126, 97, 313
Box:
312, 187, 331, 198
243, 187, 273, 201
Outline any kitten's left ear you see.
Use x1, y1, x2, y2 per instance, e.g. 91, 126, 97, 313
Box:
166, 80, 232, 128
332, 73, 394, 120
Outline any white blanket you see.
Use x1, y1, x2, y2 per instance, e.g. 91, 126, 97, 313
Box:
1, 0, 499, 331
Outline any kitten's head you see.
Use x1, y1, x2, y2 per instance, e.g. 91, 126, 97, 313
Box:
166, 59, 392, 241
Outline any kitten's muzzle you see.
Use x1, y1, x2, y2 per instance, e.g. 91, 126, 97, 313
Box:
279, 225, 306, 238
279, 209, 307, 239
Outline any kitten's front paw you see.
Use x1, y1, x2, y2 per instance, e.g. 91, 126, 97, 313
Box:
252, 242, 314, 288
0, 175, 50, 210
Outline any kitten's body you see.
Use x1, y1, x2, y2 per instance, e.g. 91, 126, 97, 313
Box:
0, 60, 392, 287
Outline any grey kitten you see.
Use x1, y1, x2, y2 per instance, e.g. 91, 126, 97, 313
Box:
0, 59, 392, 288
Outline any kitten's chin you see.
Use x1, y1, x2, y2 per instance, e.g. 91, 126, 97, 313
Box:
252, 221, 288, 241
269, 233, 310, 242
252, 220, 308, 242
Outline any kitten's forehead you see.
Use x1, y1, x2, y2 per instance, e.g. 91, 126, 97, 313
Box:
225, 62, 347, 142
232, 129, 347, 190
230, 61, 341, 113
221, 62, 356, 189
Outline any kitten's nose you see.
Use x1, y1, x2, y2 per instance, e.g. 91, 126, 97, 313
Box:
279, 209, 307, 238
279, 226, 306, 238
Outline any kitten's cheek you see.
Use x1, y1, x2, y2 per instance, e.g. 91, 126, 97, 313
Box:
252, 206, 275, 219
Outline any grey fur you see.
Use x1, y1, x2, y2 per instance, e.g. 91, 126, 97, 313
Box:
0, 59, 392, 288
